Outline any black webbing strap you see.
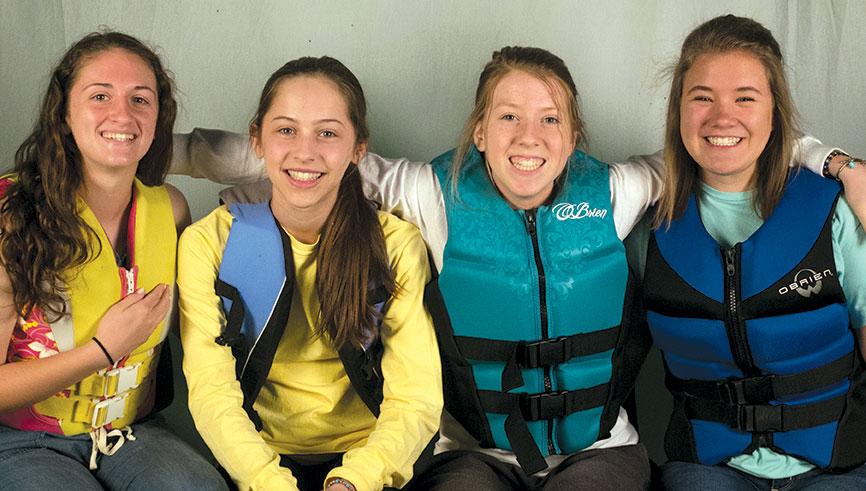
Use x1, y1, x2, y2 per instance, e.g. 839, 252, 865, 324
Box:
214, 278, 245, 348
685, 393, 847, 433
456, 326, 619, 391
477, 384, 610, 474
668, 351, 855, 404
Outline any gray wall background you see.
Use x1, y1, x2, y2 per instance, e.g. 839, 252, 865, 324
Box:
2, 0, 865, 464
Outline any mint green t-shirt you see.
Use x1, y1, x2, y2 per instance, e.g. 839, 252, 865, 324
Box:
626, 182, 866, 479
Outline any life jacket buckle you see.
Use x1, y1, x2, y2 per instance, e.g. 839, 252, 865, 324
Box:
519, 337, 570, 368
103, 363, 142, 397
736, 404, 783, 432
91, 393, 129, 428
522, 391, 568, 421
719, 375, 776, 405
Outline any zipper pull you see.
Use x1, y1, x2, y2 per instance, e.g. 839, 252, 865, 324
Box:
724, 248, 735, 277
524, 209, 537, 235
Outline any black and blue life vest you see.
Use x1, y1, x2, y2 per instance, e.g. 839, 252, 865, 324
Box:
426, 148, 648, 474
644, 171, 866, 470
214, 202, 388, 429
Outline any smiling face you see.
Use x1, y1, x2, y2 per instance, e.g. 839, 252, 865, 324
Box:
680, 50, 774, 191
473, 70, 575, 210
65, 48, 158, 179
252, 75, 366, 225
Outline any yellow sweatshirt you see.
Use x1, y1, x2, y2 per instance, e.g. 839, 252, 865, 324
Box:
178, 205, 442, 491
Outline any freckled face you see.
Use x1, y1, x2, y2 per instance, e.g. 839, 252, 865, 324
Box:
252, 75, 366, 219
473, 70, 576, 210
65, 48, 159, 177
680, 50, 774, 191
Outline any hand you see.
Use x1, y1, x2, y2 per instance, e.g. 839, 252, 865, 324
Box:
94, 284, 171, 361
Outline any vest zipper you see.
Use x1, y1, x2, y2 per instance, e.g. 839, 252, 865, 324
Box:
723, 245, 758, 375
524, 209, 556, 456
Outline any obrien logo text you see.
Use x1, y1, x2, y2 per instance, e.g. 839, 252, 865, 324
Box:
778, 268, 833, 298
552, 202, 608, 221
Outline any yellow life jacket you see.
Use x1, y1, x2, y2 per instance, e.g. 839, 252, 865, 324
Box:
0, 178, 176, 436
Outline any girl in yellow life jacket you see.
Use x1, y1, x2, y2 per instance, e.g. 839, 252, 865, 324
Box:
0, 31, 225, 490
177, 57, 442, 491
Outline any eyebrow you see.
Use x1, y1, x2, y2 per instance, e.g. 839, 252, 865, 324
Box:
269, 116, 347, 126
83, 82, 157, 94
491, 102, 559, 112
686, 85, 763, 95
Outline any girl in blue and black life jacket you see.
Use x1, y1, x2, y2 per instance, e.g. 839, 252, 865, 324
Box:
628, 14, 866, 490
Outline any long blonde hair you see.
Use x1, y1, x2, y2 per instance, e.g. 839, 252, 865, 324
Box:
656, 14, 799, 227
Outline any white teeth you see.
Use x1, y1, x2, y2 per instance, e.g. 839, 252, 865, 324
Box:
706, 136, 742, 146
510, 157, 543, 171
286, 170, 322, 181
102, 132, 135, 141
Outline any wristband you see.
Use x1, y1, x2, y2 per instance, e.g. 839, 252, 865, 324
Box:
823, 149, 848, 179
325, 477, 356, 491
92, 336, 115, 365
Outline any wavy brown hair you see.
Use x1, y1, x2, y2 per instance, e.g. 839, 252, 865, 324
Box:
0, 31, 177, 320
250, 56, 396, 350
656, 14, 799, 227
452, 46, 586, 199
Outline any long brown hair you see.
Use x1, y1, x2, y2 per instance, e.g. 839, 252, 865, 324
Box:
0, 31, 177, 320
250, 56, 396, 350
656, 14, 799, 227
452, 46, 586, 195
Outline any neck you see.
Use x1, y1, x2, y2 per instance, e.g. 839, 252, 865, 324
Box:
80, 168, 135, 252
270, 199, 333, 246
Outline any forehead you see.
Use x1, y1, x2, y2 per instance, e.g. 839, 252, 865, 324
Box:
267, 75, 351, 119
74, 48, 156, 90
684, 50, 770, 90
489, 69, 568, 110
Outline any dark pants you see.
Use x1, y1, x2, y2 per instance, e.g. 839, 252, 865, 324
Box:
280, 454, 398, 491
406, 443, 650, 491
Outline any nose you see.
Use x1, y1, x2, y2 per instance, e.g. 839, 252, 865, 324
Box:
517, 121, 541, 146
293, 133, 317, 162
109, 99, 133, 122
709, 99, 736, 127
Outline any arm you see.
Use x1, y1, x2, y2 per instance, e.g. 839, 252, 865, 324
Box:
171, 129, 266, 184
823, 152, 866, 228
831, 197, 866, 361
177, 209, 298, 491
326, 218, 443, 491
166, 183, 192, 235
0, 262, 170, 412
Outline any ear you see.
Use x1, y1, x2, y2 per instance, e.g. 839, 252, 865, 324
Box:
473, 120, 486, 152
353, 141, 368, 165
250, 126, 264, 159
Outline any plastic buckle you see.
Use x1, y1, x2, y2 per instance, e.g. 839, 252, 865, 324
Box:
523, 391, 567, 421
736, 404, 783, 432
521, 337, 568, 368
103, 363, 141, 397
720, 375, 775, 405
91, 393, 129, 428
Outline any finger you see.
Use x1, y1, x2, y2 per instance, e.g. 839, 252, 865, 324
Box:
114, 287, 147, 310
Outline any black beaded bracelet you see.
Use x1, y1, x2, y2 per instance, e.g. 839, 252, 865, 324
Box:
823, 149, 848, 179
92, 336, 115, 365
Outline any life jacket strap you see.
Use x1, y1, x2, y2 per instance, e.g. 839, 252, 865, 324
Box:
669, 351, 855, 404
456, 326, 619, 391
476, 384, 610, 474
685, 393, 847, 433
214, 278, 245, 347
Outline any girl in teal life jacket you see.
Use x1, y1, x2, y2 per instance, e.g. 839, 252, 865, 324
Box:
176, 56, 443, 491
0, 31, 225, 490
170, 45, 859, 490
632, 15, 866, 489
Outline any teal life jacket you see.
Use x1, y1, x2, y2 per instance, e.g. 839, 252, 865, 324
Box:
214, 202, 388, 429
427, 147, 647, 474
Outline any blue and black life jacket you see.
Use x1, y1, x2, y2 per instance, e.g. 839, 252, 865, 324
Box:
425, 147, 649, 474
213, 202, 389, 429
644, 171, 866, 470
